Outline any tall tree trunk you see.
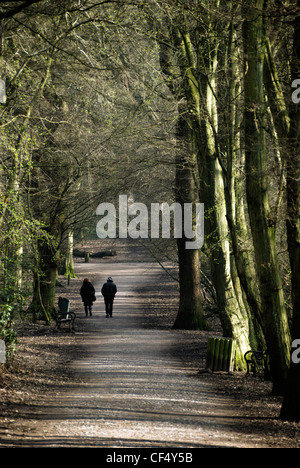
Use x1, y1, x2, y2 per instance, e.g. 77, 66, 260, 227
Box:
173, 107, 210, 330
0, 52, 53, 310
198, 124, 251, 369
210, 156, 251, 369
157, 20, 209, 330
158, 4, 253, 360
243, 0, 290, 394
280, 2, 300, 420
224, 20, 264, 348
193, 29, 252, 369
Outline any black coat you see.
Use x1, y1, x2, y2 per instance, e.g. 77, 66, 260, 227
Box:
101, 281, 117, 299
80, 281, 95, 306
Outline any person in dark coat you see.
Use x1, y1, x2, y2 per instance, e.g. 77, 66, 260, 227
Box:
80, 278, 96, 317
101, 276, 117, 317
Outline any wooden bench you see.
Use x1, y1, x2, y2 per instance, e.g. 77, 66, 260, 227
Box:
55, 297, 76, 332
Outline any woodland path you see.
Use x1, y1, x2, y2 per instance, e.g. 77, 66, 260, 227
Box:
57, 262, 246, 448
1, 255, 284, 449
3, 260, 271, 449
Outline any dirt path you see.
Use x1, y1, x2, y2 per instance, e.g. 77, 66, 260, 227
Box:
0, 261, 271, 448
1, 256, 299, 448
54, 262, 248, 448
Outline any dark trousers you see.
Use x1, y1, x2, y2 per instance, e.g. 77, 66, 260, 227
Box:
104, 297, 114, 316
84, 304, 92, 316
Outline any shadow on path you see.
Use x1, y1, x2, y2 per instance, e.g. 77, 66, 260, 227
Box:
0, 262, 271, 448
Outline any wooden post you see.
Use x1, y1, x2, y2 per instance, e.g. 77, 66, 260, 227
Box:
205, 337, 236, 372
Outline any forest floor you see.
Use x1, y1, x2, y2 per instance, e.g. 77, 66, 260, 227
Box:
0, 239, 299, 449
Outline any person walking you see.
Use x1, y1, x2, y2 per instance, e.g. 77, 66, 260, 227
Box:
101, 276, 117, 317
80, 278, 96, 317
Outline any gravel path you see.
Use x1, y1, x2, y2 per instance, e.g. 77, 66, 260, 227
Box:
0, 260, 278, 448
60, 262, 237, 448
15, 262, 268, 448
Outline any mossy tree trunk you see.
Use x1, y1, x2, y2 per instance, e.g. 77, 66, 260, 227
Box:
280, 2, 300, 420
224, 20, 264, 345
64, 230, 77, 279
243, 0, 290, 394
197, 38, 252, 371
31, 239, 58, 323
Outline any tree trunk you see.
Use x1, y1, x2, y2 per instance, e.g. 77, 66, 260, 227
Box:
243, 0, 290, 394
173, 106, 210, 331
224, 21, 263, 339
196, 40, 251, 370
157, 20, 209, 331
280, 2, 300, 420
31, 241, 58, 323
174, 237, 208, 330
207, 155, 251, 369
64, 230, 77, 279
